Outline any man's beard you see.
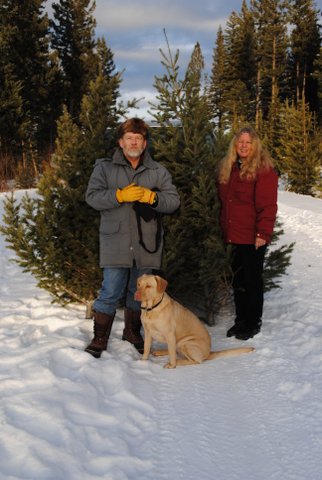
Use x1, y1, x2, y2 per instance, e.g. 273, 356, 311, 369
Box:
123, 147, 145, 159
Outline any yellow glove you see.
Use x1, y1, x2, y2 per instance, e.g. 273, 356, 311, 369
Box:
116, 183, 144, 203
138, 187, 157, 205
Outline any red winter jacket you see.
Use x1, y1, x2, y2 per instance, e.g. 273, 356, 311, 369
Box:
217, 163, 278, 245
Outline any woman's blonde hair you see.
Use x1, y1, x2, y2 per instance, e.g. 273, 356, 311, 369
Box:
217, 126, 274, 183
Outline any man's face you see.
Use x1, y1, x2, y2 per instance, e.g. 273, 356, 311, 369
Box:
119, 132, 147, 161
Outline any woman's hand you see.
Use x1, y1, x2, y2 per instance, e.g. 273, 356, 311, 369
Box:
255, 236, 266, 249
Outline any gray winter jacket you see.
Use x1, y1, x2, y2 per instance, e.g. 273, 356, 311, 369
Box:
85, 148, 180, 268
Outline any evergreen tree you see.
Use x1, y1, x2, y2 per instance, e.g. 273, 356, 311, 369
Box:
226, 1, 257, 124
221, 9, 252, 128
0, 0, 54, 172
0, 75, 25, 179
263, 219, 294, 291
80, 38, 123, 155
258, 96, 283, 163
208, 26, 228, 131
251, 0, 289, 121
313, 46, 322, 124
287, 0, 321, 117
209, 1, 258, 130
50, 0, 97, 119
0, 42, 123, 314
276, 99, 321, 195
150, 37, 230, 324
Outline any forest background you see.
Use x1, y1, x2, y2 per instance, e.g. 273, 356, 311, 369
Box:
0, 0, 321, 323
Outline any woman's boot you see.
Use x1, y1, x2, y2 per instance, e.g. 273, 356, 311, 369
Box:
85, 311, 115, 358
235, 319, 262, 340
122, 308, 144, 353
226, 317, 246, 337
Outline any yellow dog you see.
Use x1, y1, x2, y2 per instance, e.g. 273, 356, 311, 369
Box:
135, 274, 254, 368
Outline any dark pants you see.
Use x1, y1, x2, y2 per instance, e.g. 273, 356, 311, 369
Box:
231, 244, 267, 328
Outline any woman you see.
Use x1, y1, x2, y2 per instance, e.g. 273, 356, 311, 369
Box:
217, 127, 278, 340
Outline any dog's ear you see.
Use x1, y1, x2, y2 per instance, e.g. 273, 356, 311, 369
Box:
155, 275, 168, 293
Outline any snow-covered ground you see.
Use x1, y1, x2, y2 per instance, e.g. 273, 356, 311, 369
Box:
1, 189, 322, 480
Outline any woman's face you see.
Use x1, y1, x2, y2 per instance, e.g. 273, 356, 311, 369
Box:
236, 132, 253, 160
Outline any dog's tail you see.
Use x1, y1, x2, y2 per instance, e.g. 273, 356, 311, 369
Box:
207, 347, 254, 360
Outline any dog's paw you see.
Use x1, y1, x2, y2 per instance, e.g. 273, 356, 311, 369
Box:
164, 363, 176, 369
152, 349, 169, 357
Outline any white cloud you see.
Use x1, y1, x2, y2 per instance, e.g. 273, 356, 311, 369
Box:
95, 0, 224, 34
115, 48, 160, 63
120, 88, 157, 120
114, 41, 196, 64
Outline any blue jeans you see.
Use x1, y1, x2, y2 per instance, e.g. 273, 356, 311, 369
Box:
93, 266, 152, 316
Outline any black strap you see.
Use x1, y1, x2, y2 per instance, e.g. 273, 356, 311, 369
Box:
135, 207, 162, 254
140, 294, 164, 311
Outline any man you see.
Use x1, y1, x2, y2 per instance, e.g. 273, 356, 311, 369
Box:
85, 118, 180, 358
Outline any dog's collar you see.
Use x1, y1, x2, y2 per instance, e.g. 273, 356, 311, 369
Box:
141, 295, 164, 311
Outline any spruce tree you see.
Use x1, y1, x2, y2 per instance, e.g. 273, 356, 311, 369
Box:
150, 37, 230, 324
251, 0, 289, 121
287, 0, 321, 117
263, 219, 294, 291
225, 1, 257, 125
313, 46, 322, 124
258, 97, 284, 164
209, 1, 258, 130
50, 0, 97, 119
221, 9, 252, 128
0, 42, 123, 315
0, 0, 54, 172
0, 75, 25, 180
208, 26, 228, 131
276, 99, 321, 195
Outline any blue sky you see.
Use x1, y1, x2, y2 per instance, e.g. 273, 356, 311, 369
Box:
94, 0, 243, 117
47, 0, 322, 119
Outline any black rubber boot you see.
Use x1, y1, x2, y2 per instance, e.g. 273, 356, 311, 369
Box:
226, 318, 245, 337
235, 320, 262, 340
